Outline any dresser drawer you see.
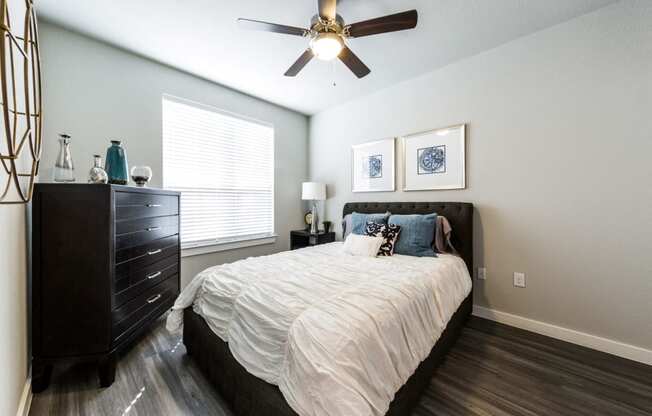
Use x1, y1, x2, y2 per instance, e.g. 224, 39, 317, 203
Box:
115, 192, 178, 220
112, 275, 179, 344
115, 216, 179, 250
116, 234, 179, 269
115, 255, 178, 307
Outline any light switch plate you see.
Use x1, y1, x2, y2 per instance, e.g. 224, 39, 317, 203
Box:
514, 272, 526, 288
477, 267, 487, 280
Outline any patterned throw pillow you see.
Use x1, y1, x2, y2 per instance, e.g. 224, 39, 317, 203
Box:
365, 221, 401, 256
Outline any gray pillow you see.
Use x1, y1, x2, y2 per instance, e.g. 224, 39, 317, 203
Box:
342, 214, 353, 239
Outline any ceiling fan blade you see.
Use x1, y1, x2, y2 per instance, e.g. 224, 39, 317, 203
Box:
238, 18, 308, 37
318, 0, 337, 21
346, 10, 418, 38
284, 49, 314, 77
339, 46, 370, 79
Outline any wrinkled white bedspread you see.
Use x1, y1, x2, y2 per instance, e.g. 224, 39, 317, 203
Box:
167, 242, 471, 416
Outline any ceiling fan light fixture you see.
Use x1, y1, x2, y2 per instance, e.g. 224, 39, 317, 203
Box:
238, 0, 418, 78
310, 33, 344, 61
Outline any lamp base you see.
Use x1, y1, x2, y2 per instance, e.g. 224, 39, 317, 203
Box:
310, 203, 319, 234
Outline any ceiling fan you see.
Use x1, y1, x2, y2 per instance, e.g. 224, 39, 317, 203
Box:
237, 0, 418, 79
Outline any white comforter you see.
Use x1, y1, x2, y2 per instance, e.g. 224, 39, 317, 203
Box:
167, 242, 471, 416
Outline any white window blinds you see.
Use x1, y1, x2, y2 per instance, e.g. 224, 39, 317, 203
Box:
162, 96, 274, 248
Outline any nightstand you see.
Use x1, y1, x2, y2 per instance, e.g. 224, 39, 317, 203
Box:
290, 230, 335, 250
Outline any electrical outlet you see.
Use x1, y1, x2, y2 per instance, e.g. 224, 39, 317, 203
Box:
513, 272, 526, 288
477, 267, 487, 280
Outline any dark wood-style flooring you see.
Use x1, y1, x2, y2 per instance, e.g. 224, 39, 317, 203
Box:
29, 315, 652, 416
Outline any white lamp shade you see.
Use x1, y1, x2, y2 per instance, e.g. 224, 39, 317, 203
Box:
302, 182, 326, 201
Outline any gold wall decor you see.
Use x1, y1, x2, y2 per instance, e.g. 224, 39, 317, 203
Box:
0, 0, 42, 204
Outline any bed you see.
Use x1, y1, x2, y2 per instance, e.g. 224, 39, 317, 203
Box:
176, 202, 473, 416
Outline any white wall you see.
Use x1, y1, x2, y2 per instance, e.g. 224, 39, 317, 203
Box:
38, 22, 309, 285
0, 205, 29, 416
310, 1, 652, 350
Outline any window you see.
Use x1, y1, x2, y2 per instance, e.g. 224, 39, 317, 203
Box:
162, 95, 274, 251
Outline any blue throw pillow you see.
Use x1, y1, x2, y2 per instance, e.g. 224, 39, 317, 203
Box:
389, 213, 438, 257
350, 212, 390, 235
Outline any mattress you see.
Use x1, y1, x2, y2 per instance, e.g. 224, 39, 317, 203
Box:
167, 242, 472, 416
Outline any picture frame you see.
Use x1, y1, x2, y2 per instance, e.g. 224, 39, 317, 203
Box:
351, 138, 395, 193
401, 124, 466, 191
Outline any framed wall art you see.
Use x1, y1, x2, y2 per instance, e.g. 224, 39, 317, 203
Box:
351, 138, 395, 193
401, 124, 466, 191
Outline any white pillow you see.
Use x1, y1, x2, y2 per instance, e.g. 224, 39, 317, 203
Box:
342, 234, 384, 257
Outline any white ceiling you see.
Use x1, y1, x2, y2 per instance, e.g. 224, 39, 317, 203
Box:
37, 0, 617, 115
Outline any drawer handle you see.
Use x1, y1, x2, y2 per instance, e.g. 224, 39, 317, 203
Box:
147, 249, 162, 256
145, 226, 161, 232
146, 294, 162, 304
146, 204, 162, 208
146, 271, 162, 280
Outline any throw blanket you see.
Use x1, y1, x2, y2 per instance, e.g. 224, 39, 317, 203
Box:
167, 242, 471, 416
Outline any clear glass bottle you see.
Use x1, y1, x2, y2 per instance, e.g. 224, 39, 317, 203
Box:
88, 154, 108, 184
54, 134, 75, 182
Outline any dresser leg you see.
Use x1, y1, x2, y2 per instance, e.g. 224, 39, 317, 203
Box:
32, 361, 53, 393
98, 354, 117, 388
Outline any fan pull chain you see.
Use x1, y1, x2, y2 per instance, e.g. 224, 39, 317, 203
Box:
331, 61, 337, 87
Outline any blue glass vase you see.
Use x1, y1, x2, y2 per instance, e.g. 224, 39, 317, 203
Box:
104, 140, 129, 185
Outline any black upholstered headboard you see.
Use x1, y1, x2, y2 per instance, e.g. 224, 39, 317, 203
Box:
342, 202, 474, 274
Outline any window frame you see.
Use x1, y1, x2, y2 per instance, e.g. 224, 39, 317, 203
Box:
161, 94, 276, 256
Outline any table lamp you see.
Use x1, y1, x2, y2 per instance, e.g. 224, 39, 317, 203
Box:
301, 182, 326, 234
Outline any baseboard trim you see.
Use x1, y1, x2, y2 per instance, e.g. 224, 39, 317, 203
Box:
473, 306, 652, 366
15, 377, 32, 416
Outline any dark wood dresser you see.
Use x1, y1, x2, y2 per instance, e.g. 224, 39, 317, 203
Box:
31, 184, 180, 392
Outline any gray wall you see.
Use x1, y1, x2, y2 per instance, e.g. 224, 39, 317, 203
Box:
310, 1, 652, 350
39, 22, 309, 285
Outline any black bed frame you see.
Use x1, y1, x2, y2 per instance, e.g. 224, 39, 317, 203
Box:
183, 202, 474, 416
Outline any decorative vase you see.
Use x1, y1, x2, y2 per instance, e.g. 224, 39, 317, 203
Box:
323, 221, 332, 234
88, 154, 108, 184
53, 134, 75, 182
130, 166, 152, 187
104, 140, 129, 185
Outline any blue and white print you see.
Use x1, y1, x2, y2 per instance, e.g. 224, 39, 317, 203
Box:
417, 145, 446, 175
363, 155, 383, 178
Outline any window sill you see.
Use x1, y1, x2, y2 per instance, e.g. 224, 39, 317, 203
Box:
181, 235, 277, 258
